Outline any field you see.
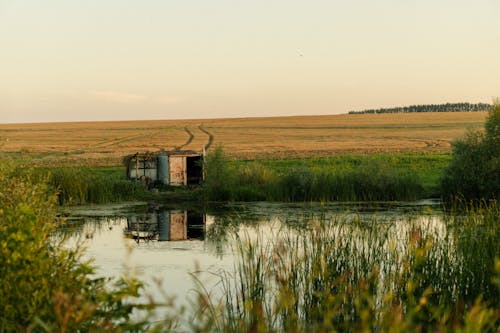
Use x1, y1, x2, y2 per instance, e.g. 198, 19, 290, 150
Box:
0, 112, 487, 166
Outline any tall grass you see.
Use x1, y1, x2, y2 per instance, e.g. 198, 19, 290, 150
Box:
42, 166, 147, 205
193, 205, 500, 332
204, 148, 426, 202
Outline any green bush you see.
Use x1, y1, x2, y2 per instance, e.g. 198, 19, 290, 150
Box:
0, 163, 147, 332
442, 104, 500, 202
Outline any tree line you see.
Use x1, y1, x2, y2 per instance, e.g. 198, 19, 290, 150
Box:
349, 102, 492, 114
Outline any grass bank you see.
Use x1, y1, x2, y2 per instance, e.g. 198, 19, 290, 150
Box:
205, 151, 450, 202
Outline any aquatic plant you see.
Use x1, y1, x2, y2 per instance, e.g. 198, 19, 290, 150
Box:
191, 208, 500, 332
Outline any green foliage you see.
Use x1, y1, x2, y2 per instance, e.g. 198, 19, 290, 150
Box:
203, 146, 234, 201
441, 104, 500, 202
0, 163, 148, 332
203, 150, 427, 202
193, 207, 500, 332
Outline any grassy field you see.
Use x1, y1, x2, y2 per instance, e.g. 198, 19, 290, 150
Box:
0, 112, 487, 166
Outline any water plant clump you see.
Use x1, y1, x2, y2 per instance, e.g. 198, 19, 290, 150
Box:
192, 208, 500, 332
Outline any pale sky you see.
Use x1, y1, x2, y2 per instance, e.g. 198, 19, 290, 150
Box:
1, 0, 499, 123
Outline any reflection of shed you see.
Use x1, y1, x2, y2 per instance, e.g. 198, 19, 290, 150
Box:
124, 150, 203, 186
124, 210, 206, 241
158, 210, 205, 241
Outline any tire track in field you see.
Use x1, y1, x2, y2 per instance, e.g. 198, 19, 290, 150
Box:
89, 133, 147, 150
198, 125, 214, 151
100, 132, 163, 149
175, 127, 195, 150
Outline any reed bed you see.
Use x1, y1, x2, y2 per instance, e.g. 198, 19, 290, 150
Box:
193, 206, 500, 332
204, 148, 427, 202
42, 166, 147, 205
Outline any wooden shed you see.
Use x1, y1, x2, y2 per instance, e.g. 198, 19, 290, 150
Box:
124, 150, 204, 186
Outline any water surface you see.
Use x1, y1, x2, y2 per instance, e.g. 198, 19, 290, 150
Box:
65, 200, 442, 305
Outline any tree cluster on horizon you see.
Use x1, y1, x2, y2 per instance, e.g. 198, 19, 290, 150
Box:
349, 102, 492, 114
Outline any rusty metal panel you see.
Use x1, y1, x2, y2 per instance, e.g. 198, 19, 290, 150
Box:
169, 156, 186, 186
169, 211, 187, 241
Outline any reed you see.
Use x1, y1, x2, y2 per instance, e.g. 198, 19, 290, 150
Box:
44, 166, 147, 205
204, 149, 426, 202
193, 206, 500, 332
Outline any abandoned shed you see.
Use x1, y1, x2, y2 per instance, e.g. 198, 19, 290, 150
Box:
124, 150, 204, 186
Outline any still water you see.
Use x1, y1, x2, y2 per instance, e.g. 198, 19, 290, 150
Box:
64, 200, 442, 307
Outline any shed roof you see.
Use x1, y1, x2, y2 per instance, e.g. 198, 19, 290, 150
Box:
166, 150, 201, 157
123, 150, 202, 164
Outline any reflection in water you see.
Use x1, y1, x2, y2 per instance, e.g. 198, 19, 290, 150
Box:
64, 200, 455, 314
125, 209, 206, 242
61, 200, 497, 328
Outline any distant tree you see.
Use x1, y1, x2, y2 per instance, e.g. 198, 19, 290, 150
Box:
441, 103, 500, 202
349, 102, 492, 114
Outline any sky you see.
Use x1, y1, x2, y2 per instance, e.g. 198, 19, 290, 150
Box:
1, 0, 499, 123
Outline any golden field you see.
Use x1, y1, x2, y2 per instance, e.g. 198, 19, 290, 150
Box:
0, 112, 488, 166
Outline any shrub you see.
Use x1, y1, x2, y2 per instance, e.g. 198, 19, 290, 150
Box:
441, 104, 500, 202
0, 163, 147, 331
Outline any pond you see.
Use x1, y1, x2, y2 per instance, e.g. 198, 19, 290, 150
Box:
63, 200, 443, 307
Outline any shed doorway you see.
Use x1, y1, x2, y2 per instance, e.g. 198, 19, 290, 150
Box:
186, 156, 203, 185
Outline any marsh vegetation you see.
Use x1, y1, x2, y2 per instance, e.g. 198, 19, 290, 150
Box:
2, 172, 498, 331
194, 206, 499, 332
203, 149, 448, 202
